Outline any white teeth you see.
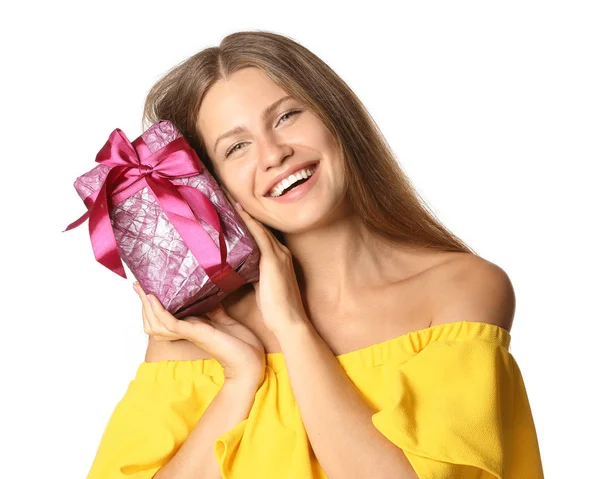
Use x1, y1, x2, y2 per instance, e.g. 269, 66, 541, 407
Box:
268, 165, 317, 197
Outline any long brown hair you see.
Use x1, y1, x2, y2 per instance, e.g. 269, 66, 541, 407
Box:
142, 30, 477, 255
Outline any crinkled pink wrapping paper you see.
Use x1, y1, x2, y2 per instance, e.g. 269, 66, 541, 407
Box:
73, 120, 260, 318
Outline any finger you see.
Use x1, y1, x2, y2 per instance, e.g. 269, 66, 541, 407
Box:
140, 301, 164, 339
134, 282, 156, 330
175, 314, 212, 338
205, 305, 232, 324
147, 294, 189, 337
236, 203, 289, 255
234, 202, 280, 254
135, 283, 176, 339
134, 283, 151, 333
141, 303, 150, 334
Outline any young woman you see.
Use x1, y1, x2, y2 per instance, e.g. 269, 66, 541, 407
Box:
87, 31, 544, 479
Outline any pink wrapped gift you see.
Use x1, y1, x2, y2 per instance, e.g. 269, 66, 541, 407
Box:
64, 120, 260, 318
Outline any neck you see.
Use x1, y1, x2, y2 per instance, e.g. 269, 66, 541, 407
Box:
281, 204, 422, 316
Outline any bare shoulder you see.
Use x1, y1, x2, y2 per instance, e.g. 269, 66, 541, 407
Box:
429, 253, 516, 332
144, 283, 255, 363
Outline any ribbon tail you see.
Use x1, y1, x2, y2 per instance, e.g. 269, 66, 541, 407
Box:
147, 178, 222, 272
177, 185, 246, 292
88, 170, 128, 279
147, 177, 244, 292
63, 192, 97, 232
63, 209, 90, 232
177, 186, 228, 266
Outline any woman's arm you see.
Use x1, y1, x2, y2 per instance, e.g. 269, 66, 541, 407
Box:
154, 377, 259, 479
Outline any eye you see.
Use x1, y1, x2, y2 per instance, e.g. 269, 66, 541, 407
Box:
224, 109, 302, 158
224, 141, 247, 158
277, 108, 302, 125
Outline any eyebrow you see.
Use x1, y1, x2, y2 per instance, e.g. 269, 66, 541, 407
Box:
213, 95, 295, 153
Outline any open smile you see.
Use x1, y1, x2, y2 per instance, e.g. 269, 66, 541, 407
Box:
264, 162, 321, 203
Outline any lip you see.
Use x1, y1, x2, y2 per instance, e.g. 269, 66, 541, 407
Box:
262, 160, 320, 197
264, 161, 321, 203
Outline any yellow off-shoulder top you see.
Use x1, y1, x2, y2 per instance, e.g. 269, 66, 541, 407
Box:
86, 320, 544, 478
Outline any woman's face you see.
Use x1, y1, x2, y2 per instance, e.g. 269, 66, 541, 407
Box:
196, 67, 347, 233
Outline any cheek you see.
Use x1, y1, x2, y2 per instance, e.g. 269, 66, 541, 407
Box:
305, 116, 337, 147
220, 164, 256, 197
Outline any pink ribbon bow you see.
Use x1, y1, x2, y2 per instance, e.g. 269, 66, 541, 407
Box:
64, 128, 245, 294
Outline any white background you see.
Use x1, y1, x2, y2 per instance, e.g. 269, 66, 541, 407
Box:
1, 1, 598, 477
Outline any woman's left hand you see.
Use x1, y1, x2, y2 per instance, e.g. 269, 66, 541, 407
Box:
229, 197, 309, 338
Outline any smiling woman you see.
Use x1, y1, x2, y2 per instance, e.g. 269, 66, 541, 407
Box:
86, 30, 544, 479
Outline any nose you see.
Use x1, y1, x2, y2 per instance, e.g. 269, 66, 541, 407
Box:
256, 133, 293, 171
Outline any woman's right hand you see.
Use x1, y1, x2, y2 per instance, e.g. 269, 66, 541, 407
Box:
134, 281, 266, 389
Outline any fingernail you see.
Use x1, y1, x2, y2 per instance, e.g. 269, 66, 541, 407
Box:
235, 202, 242, 211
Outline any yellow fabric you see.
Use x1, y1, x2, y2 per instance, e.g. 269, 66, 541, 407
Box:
87, 321, 544, 479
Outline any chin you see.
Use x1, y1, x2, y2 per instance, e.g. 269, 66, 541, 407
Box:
277, 203, 338, 234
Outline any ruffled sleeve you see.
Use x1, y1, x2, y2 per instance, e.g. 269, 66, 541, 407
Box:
370, 337, 544, 479
87, 360, 221, 479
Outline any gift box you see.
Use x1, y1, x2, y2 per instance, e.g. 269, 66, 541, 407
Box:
64, 120, 260, 318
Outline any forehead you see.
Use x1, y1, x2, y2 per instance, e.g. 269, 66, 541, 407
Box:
197, 68, 290, 144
